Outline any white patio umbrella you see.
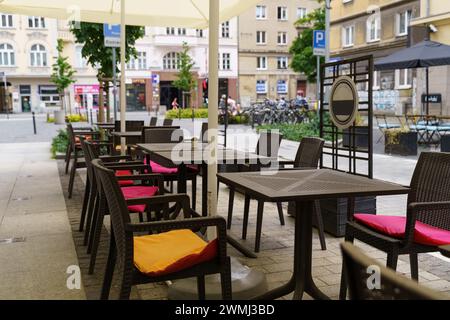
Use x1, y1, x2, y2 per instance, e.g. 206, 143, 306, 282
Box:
0, 0, 262, 218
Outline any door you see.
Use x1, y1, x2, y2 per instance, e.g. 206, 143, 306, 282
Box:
160, 81, 181, 109
21, 96, 31, 112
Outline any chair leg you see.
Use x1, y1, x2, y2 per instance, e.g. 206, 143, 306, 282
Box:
410, 253, 419, 281
386, 251, 399, 271
79, 180, 90, 232
254, 200, 264, 253
87, 197, 101, 254
313, 200, 327, 251
80, 185, 96, 232
100, 230, 116, 300
220, 257, 232, 300
197, 276, 206, 300
65, 143, 72, 174
339, 235, 354, 300
192, 176, 197, 211
227, 187, 235, 229
276, 202, 285, 226
88, 197, 106, 274
84, 194, 98, 246
68, 155, 77, 199
242, 195, 250, 240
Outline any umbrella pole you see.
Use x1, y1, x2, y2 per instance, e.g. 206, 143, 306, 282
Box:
120, 0, 126, 154
426, 67, 430, 125
207, 0, 219, 237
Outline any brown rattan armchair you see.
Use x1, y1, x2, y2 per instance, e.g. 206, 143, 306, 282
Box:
92, 159, 232, 300
163, 118, 173, 126
341, 242, 446, 300
340, 152, 450, 299
149, 117, 158, 126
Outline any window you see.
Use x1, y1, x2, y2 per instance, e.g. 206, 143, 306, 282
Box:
30, 44, 47, 67
196, 29, 204, 37
75, 46, 87, 68
257, 56, 267, 70
256, 5, 267, 20
277, 80, 288, 94
221, 53, 231, 70
297, 8, 307, 19
0, 14, 13, 28
395, 69, 412, 88
256, 31, 266, 44
221, 21, 230, 38
128, 51, 147, 70
373, 71, 380, 90
277, 32, 287, 45
366, 16, 380, 42
277, 56, 288, 70
0, 43, 14, 66
397, 10, 412, 36
28, 16, 45, 28
277, 6, 288, 21
256, 80, 267, 94
166, 27, 175, 35
163, 52, 180, 70
177, 28, 186, 36
342, 25, 354, 47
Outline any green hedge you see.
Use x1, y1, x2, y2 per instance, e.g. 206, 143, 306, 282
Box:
51, 129, 69, 158
47, 114, 88, 123
166, 108, 208, 119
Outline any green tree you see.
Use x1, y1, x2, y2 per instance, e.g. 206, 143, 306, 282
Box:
51, 39, 76, 114
70, 23, 144, 121
289, 1, 325, 83
173, 42, 197, 108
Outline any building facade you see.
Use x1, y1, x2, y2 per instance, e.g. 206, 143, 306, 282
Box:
238, 0, 320, 107
330, 0, 422, 115
411, 0, 450, 115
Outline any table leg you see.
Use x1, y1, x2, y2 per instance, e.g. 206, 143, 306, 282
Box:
201, 163, 208, 217
177, 163, 187, 194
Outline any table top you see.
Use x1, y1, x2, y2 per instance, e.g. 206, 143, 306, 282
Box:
138, 142, 222, 152
112, 131, 141, 137
439, 245, 450, 258
217, 169, 410, 202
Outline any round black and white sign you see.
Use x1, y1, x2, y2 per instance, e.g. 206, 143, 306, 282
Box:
329, 76, 359, 129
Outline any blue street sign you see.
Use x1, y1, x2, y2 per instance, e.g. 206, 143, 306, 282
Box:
103, 24, 121, 47
313, 30, 326, 56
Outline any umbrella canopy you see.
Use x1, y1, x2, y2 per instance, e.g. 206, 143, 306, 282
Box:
375, 40, 450, 70
0, 0, 258, 28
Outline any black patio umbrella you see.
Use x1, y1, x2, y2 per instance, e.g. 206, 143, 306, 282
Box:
375, 40, 450, 118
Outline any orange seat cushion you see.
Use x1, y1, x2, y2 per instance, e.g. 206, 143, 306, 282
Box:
75, 135, 93, 145
133, 229, 218, 276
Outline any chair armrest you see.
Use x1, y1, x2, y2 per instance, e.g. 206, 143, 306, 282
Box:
104, 163, 147, 171
118, 174, 164, 191
73, 131, 99, 136
100, 155, 132, 162
125, 194, 190, 208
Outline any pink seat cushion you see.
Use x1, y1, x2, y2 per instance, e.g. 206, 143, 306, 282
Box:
121, 186, 159, 213
116, 170, 134, 187
145, 159, 199, 175
354, 214, 450, 246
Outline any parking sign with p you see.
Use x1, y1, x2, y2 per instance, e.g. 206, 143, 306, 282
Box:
313, 30, 326, 56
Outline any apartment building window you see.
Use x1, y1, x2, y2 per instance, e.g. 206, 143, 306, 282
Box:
277, 6, 288, 21
0, 43, 14, 66
196, 29, 204, 37
177, 28, 186, 36
256, 80, 267, 94
366, 16, 380, 42
166, 27, 175, 35
30, 44, 47, 67
277, 80, 288, 94
128, 51, 147, 70
297, 8, 307, 19
342, 25, 354, 47
277, 32, 288, 45
277, 56, 288, 70
397, 10, 412, 36
256, 31, 266, 45
221, 53, 231, 70
75, 46, 87, 68
221, 21, 230, 38
0, 14, 13, 28
256, 5, 267, 20
257, 56, 267, 70
28, 16, 45, 28
163, 52, 180, 70
395, 69, 412, 89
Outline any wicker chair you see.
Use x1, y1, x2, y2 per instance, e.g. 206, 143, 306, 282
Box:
113, 120, 145, 148
149, 117, 158, 126
340, 152, 450, 299
163, 118, 173, 126
92, 159, 232, 300
200, 122, 208, 143
341, 242, 446, 300
64, 123, 94, 174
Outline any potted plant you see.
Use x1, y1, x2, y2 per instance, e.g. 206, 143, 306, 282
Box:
342, 113, 369, 149
384, 128, 417, 156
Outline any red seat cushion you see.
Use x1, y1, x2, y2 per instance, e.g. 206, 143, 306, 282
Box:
121, 186, 159, 213
354, 214, 450, 246
115, 170, 134, 187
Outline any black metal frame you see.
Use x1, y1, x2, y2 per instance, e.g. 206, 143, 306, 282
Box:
320, 55, 374, 179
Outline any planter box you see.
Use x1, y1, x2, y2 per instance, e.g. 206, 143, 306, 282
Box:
441, 135, 450, 152
342, 127, 369, 149
288, 196, 377, 237
385, 132, 417, 156
54, 110, 65, 125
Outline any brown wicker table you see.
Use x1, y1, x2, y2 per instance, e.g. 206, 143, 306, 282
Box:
217, 169, 410, 300
439, 245, 450, 258
112, 131, 142, 146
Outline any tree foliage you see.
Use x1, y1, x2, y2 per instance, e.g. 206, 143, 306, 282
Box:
289, 1, 325, 82
70, 23, 145, 80
173, 42, 197, 94
51, 39, 76, 112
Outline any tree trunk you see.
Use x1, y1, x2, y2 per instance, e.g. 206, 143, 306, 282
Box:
105, 81, 111, 122
98, 79, 104, 123
60, 91, 65, 114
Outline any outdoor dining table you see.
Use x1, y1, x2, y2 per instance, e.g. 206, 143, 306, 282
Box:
137, 142, 276, 258
217, 169, 410, 300
95, 122, 116, 130
112, 131, 142, 146
439, 245, 450, 258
